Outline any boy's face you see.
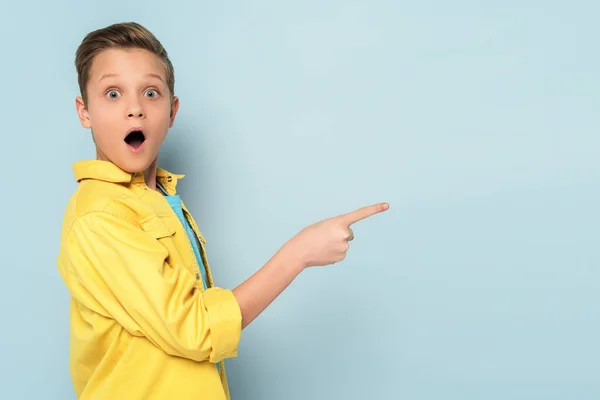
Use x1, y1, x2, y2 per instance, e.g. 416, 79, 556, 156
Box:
76, 48, 179, 174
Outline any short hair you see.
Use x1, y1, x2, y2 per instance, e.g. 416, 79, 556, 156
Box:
75, 22, 175, 104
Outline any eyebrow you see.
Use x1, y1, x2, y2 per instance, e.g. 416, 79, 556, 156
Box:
97, 73, 165, 84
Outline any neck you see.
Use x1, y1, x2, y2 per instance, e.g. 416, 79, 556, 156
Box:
95, 148, 159, 191
143, 157, 159, 190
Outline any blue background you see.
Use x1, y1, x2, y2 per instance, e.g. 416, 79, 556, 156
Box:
1, 1, 598, 398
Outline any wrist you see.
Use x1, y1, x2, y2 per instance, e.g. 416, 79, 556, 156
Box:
278, 240, 308, 274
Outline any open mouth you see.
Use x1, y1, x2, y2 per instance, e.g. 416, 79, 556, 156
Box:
124, 130, 146, 149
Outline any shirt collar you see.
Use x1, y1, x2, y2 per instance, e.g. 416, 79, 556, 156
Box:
72, 160, 185, 194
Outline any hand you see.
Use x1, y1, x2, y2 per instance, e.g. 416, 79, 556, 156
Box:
284, 202, 390, 269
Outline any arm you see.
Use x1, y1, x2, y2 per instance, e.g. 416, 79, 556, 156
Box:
232, 244, 304, 329
63, 203, 388, 361
232, 202, 390, 328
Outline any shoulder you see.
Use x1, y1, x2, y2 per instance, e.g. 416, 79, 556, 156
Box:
76, 180, 137, 218
59, 180, 142, 238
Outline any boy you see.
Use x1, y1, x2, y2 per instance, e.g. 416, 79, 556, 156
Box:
57, 21, 389, 400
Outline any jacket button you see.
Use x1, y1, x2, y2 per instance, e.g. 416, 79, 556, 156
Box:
196, 273, 200, 280
167, 176, 173, 182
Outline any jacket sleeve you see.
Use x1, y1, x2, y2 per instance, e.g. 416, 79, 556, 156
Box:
62, 211, 242, 363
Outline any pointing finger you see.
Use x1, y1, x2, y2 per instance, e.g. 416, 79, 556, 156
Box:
340, 202, 389, 226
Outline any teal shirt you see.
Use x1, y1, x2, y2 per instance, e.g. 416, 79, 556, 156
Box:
156, 183, 208, 289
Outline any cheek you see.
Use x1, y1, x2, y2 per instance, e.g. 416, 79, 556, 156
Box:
90, 104, 120, 126
89, 106, 122, 141
150, 103, 173, 125
88, 102, 104, 118
155, 101, 172, 116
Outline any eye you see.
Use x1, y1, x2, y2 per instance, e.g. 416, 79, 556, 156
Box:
145, 89, 160, 99
106, 90, 121, 99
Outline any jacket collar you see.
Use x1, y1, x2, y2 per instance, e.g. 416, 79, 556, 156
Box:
72, 160, 185, 195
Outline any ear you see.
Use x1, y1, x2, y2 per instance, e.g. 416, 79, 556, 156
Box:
75, 96, 92, 129
169, 96, 180, 128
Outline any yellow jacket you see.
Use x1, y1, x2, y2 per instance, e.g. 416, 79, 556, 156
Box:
57, 160, 242, 400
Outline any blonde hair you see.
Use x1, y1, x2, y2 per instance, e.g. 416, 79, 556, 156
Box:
75, 22, 175, 104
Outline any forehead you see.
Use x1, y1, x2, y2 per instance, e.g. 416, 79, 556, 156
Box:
88, 48, 166, 84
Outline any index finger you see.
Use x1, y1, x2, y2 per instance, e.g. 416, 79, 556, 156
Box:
340, 202, 390, 226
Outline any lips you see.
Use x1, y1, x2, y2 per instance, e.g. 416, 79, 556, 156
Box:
124, 128, 145, 150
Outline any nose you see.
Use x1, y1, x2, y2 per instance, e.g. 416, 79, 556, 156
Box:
126, 100, 145, 119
